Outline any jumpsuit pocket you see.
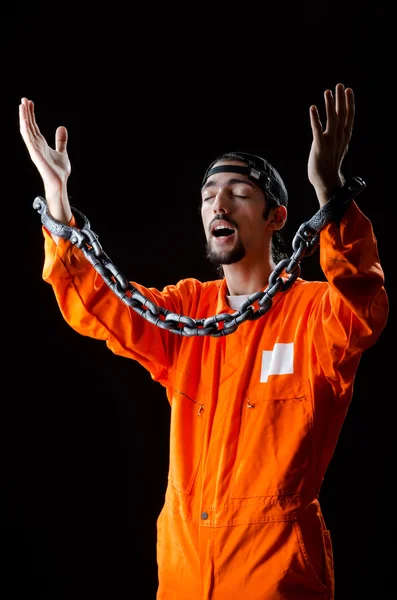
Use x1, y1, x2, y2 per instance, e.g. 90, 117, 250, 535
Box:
230, 381, 313, 498
293, 518, 334, 593
168, 370, 207, 495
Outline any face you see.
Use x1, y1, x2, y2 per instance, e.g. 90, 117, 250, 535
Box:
201, 160, 272, 267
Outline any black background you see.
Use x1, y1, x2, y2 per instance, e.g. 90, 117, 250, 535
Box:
1, 2, 395, 599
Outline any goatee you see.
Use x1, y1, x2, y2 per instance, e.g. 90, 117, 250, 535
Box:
205, 240, 246, 266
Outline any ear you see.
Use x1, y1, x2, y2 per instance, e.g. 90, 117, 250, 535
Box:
269, 205, 287, 230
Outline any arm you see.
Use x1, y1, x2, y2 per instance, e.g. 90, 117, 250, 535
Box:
314, 201, 388, 361
42, 228, 187, 385
305, 83, 388, 377
19, 98, 183, 386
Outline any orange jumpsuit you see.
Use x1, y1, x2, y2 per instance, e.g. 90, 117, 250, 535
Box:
41, 201, 388, 599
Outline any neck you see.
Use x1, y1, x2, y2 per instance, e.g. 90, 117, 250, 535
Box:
223, 257, 275, 296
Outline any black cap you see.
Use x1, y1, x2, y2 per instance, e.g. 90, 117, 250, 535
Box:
202, 151, 288, 207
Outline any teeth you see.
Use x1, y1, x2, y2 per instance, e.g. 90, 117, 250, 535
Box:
215, 225, 233, 230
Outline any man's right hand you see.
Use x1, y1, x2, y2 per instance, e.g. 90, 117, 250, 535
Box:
19, 98, 72, 224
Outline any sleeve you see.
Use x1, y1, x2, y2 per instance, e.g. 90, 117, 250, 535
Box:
41, 227, 189, 388
308, 200, 389, 384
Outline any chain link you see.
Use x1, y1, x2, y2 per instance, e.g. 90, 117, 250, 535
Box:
33, 176, 366, 337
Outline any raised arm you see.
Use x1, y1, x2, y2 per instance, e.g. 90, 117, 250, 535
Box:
306, 84, 388, 359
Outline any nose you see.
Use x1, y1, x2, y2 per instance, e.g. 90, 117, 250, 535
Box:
212, 188, 231, 214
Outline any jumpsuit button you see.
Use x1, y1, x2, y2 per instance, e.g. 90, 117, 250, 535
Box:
201, 512, 209, 520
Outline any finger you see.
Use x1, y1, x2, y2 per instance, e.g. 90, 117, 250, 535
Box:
19, 103, 29, 138
19, 101, 33, 140
324, 89, 337, 134
22, 98, 37, 139
309, 104, 323, 143
344, 87, 355, 140
19, 99, 31, 133
29, 100, 42, 138
19, 103, 36, 152
335, 83, 347, 126
55, 126, 68, 153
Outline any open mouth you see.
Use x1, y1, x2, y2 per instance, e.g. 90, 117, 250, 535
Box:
210, 220, 236, 241
213, 225, 235, 238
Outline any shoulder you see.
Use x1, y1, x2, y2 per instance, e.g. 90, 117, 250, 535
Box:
286, 278, 329, 302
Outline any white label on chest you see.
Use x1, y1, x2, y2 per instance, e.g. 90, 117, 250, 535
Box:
260, 342, 294, 383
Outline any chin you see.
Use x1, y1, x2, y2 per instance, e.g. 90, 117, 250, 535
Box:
205, 241, 246, 266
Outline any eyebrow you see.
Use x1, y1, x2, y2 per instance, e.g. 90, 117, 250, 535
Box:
202, 177, 257, 191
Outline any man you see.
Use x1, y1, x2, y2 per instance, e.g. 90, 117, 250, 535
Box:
19, 83, 388, 599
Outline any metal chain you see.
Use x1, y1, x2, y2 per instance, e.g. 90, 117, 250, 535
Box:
33, 176, 366, 337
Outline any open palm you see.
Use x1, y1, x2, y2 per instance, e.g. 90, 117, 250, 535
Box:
307, 83, 355, 203
19, 98, 71, 192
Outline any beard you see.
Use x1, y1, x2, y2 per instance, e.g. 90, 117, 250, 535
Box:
205, 237, 246, 266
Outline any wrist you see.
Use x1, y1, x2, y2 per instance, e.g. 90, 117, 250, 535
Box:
314, 176, 346, 207
44, 183, 72, 224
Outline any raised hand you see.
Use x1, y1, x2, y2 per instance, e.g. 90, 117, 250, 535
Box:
308, 83, 355, 206
19, 98, 72, 223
